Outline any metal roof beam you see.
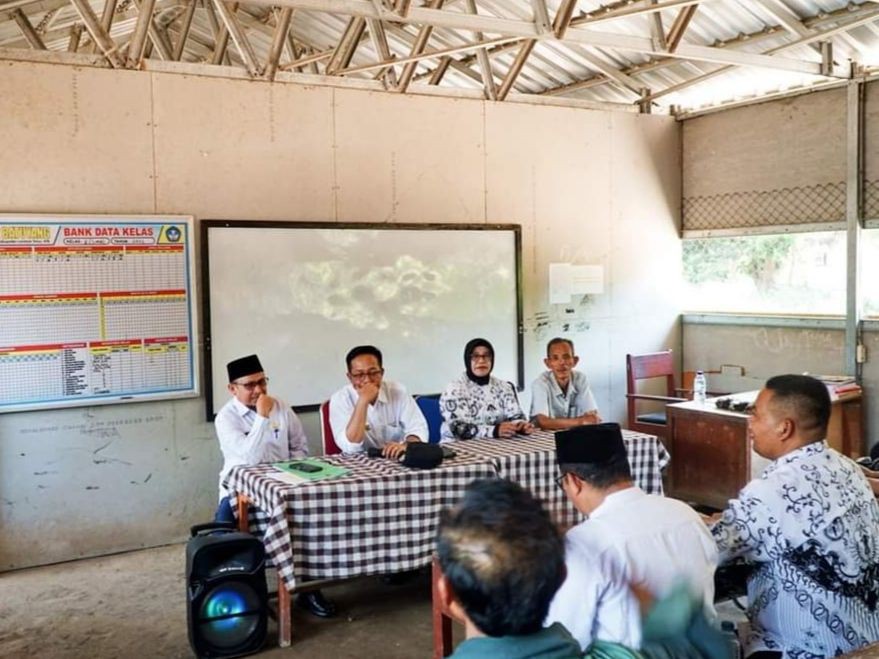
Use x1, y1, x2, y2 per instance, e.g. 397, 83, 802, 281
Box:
240, 0, 845, 78
366, 17, 397, 85
172, 0, 197, 61
465, 0, 496, 99
326, 16, 367, 74
666, 3, 697, 53
395, 0, 443, 93
11, 7, 46, 49
264, 6, 292, 80
69, 0, 124, 67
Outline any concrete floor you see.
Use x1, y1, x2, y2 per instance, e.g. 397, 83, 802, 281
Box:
0, 544, 461, 658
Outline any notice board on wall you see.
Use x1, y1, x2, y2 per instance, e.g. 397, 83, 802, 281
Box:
202, 221, 522, 417
0, 214, 199, 412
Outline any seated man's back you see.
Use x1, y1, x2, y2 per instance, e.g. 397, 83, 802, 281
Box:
547, 423, 717, 651
547, 487, 717, 650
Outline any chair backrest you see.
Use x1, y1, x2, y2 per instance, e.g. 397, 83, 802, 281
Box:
625, 350, 678, 439
626, 350, 676, 398
415, 395, 443, 444
319, 400, 342, 455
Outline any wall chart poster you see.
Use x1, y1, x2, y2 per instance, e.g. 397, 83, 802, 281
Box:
0, 215, 199, 412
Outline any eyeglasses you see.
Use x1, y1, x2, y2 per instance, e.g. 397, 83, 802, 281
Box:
554, 473, 567, 490
349, 368, 384, 381
233, 377, 269, 391
470, 352, 492, 362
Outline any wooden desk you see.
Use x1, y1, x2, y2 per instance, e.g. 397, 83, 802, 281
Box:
666, 391, 863, 509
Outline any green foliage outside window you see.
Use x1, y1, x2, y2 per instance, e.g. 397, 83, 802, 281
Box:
683, 235, 794, 291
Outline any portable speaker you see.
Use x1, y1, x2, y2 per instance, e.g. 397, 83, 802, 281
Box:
186, 522, 268, 658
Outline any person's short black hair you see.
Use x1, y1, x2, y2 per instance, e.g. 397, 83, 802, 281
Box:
560, 454, 632, 489
345, 345, 383, 371
765, 374, 831, 438
436, 479, 565, 637
546, 337, 575, 357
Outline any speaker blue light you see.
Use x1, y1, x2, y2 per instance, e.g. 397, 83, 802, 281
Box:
199, 584, 260, 649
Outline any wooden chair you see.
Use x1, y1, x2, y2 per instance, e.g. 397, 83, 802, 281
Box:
319, 400, 342, 455
626, 350, 687, 440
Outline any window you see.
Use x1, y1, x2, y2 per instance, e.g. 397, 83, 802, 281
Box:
682, 232, 846, 315
863, 230, 879, 318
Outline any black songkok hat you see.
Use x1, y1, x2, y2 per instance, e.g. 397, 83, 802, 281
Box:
227, 354, 263, 382
555, 422, 626, 465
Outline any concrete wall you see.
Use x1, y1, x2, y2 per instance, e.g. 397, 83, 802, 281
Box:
0, 61, 681, 570
682, 88, 847, 231
682, 322, 877, 454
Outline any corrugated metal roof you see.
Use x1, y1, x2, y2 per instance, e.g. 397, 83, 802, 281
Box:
1, 0, 878, 113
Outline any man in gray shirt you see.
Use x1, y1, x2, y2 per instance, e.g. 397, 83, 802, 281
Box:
530, 337, 600, 431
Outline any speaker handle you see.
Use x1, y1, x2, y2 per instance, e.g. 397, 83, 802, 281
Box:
190, 521, 236, 537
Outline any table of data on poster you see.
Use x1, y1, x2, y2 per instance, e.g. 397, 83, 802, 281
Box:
0, 217, 198, 411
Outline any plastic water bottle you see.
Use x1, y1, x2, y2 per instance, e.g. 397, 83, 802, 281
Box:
694, 370, 707, 404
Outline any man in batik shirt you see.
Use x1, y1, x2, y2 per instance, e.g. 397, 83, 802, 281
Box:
711, 374, 879, 659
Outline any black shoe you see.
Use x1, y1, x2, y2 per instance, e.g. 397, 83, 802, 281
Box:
296, 590, 337, 618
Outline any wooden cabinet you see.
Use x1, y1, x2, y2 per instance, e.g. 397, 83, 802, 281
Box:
666, 391, 863, 510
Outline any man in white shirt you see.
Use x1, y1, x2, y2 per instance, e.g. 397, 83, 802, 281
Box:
545, 422, 717, 651
530, 337, 601, 431
329, 345, 428, 457
214, 354, 335, 618
711, 375, 879, 659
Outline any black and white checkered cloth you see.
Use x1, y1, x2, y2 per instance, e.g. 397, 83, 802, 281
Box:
225, 429, 669, 591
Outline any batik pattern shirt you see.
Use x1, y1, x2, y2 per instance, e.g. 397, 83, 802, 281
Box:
439, 373, 525, 440
711, 441, 879, 658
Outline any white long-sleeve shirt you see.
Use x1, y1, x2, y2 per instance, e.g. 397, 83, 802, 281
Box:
214, 396, 308, 499
328, 380, 427, 454
545, 487, 717, 651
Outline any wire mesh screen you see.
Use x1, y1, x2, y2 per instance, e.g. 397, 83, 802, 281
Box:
864, 180, 879, 220
682, 182, 846, 231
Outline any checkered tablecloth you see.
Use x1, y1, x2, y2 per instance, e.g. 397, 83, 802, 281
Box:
453, 429, 670, 529
225, 429, 669, 592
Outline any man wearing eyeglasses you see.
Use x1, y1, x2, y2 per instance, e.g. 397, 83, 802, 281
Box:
329, 345, 428, 457
545, 422, 716, 652
214, 354, 337, 618
214, 354, 309, 522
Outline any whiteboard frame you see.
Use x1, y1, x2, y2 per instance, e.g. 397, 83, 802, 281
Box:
0, 213, 200, 413
201, 220, 523, 420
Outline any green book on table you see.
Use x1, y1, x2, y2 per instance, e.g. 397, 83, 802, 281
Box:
273, 458, 350, 481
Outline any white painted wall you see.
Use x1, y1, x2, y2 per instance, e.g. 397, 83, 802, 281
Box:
0, 61, 681, 570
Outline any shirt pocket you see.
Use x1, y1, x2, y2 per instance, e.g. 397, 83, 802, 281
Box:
378, 420, 404, 443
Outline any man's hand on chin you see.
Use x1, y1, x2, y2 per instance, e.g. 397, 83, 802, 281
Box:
256, 394, 275, 417
357, 382, 380, 405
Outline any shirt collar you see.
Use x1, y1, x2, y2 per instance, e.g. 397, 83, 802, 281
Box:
547, 371, 575, 397
590, 486, 645, 519
231, 397, 254, 417
772, 440, 827, 469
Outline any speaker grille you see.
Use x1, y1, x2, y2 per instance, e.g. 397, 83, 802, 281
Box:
198, 583, 262, 651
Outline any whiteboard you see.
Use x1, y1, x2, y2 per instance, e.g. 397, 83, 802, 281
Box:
0, 214, 199, 412
203, 222, 522, 416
